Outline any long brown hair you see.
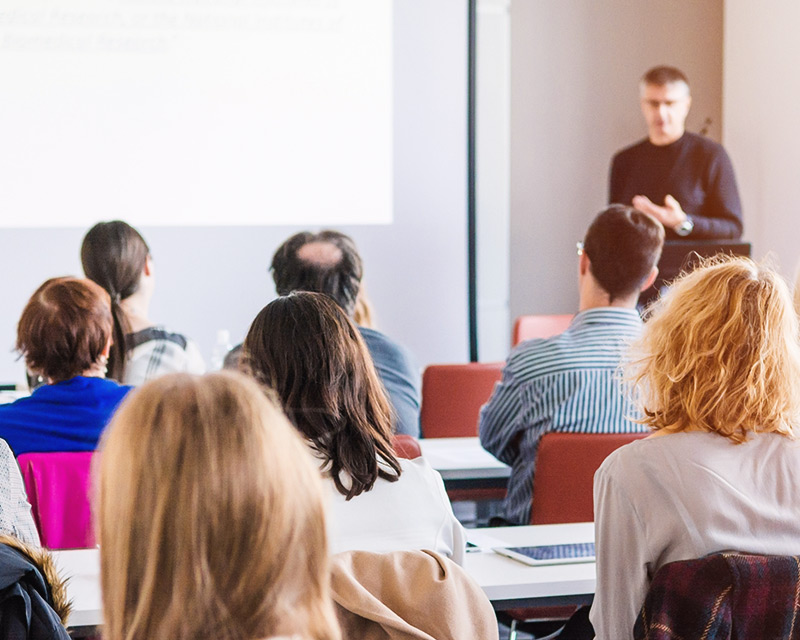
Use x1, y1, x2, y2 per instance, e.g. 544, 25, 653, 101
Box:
96, 372, 340, 640
243, 291, 401, 499
80, 220, 149, 381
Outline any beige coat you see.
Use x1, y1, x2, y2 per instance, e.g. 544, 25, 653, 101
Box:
330, 549, 498, 640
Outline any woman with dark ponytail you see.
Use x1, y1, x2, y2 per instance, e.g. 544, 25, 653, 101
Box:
81, 221, 205, 385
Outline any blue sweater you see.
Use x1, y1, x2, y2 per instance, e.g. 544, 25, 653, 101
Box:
0, 377, 131, 456
358, 327, 421, 438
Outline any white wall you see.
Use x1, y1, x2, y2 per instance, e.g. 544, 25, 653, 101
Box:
723, 0, 800, 278
476, 0, 511, 362
509, 0, 724, 321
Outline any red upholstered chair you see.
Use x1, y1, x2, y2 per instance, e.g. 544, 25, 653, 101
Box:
512, 314, 573, 346
392, 434, 422, 459
419, 362, 505, 502
17, 452, 95, 549
530, 431, 648, 524
419, 362, 504, 439
500, 432, 649, 639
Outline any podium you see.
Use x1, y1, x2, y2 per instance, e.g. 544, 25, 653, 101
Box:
639, 240, 752, 309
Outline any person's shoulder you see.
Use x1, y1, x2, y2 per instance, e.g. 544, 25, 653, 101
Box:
505, 332, 578, 381
612, 137, 651, 163
358, 325, 397, 347
398, 455, 440, 480
594, 434, 659, 488
599, 431, 723, 476
128, 326, 190, 351
682, 131, 729, 157
0, 439, 13, 460
395, 457, 450, 503
508, 333, 561, 361
73, 377, 133, 403
93, 377, 134, 400
358, 326, 413, 362
507, 311, 636, 377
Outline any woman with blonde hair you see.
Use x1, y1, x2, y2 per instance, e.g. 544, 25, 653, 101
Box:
590, 257, 800, 639
96, 372, 340, 640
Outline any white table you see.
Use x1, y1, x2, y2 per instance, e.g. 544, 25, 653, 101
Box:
419, 436, 510, 490
0, 390, 28, 405
53, 548, 101, 634
53, 523, 595, 631
464, 522, 596, 610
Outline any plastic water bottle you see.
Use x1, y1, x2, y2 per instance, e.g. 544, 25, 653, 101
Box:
210, 329, 232, 370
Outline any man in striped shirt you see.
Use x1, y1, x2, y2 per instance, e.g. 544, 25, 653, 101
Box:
479, 205, 665, 524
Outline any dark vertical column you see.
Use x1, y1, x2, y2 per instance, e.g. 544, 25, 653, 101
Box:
467, 0, 478, 362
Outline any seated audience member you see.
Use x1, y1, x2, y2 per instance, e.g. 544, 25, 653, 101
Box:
0, 535, 71, 638
222, 344, 243, 370
479, 205, 664, 525
243, 292, 465, 563
81, 220, 205, 385
0, 277, 131, 455
270, 230, 421, 437
0, 440, 40, 546
96, 372, 340, 640
591, 257, 800, 639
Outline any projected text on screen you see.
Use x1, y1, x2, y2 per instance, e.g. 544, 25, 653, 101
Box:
0, 0, 393, 227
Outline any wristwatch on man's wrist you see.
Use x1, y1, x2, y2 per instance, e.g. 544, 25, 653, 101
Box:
674, 216, 694, 237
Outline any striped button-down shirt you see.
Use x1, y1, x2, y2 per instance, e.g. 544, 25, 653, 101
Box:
479, 307, 648, 524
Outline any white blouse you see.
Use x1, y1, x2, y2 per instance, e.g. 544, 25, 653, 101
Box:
325, 456, 466, 565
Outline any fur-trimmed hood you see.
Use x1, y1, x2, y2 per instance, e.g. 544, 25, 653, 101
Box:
0, 535, 71, 625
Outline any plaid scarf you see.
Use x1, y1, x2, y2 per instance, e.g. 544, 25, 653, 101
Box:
634, 553, 800, 640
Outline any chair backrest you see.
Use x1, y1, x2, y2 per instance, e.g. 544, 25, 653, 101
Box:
530, 432, 647, 524
634, 553, 800, 640
419, 363, 504, 438
512, 314, 573, 346
392, 434, 422, 459
17, 452, 95, 549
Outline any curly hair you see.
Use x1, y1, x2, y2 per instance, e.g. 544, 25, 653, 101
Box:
626, 256, 800, 442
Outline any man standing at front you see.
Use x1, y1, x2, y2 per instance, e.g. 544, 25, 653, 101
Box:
610, 66, 743, 240
479, 206, 664, 525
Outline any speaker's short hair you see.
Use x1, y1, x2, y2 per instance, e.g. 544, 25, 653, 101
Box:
641, 65, 690, 90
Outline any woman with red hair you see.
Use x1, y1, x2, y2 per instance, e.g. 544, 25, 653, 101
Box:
0, 277, 131, 455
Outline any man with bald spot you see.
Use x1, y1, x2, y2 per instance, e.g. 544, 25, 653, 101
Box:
270, 230, 422, 438
609, 65, 743, 240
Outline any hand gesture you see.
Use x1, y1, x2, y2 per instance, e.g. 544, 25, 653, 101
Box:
631, 194, 687, 229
